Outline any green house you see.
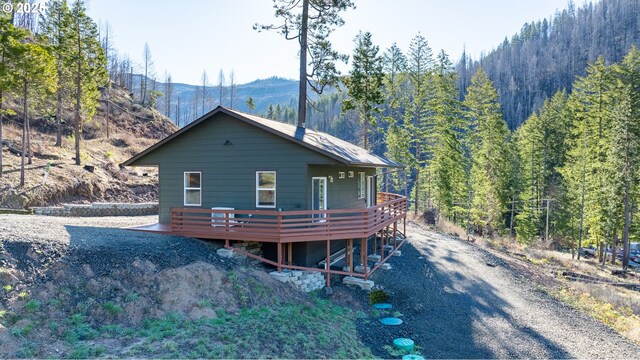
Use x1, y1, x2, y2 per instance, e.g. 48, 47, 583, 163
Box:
123, 106, 403, 266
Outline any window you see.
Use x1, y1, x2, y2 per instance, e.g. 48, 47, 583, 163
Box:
256, 171, 276, 208
184, 172, 201, 206
358, 172, 365, 199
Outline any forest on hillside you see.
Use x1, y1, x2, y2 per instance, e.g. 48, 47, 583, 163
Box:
256, 0, 640, 269
458, 0, 640, 128
1, 0, 108, 187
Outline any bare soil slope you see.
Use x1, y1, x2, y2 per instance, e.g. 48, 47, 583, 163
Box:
0, 215, 371, 359
0, 86, 176, 209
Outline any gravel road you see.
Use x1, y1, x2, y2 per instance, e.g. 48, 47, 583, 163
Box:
357, 220, 640, 358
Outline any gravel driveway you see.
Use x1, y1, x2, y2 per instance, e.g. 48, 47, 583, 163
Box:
358, 221, 640, 359
0, 214, 224, 283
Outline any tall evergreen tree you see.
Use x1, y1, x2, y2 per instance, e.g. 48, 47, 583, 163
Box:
464, 68, 511, 234
429, 51, 466, 222
404, 33, 434, 213
12, 39, 57, 186
0, 18, 28, 178
68, 0, 107, 166
256, 0, 354, 128
382, 43, 408, 195
561, 57, 615, 257
607, 87, 638, 270
38, 0, 72, 147
610, 47, 640, 269
342, 31, 384, 150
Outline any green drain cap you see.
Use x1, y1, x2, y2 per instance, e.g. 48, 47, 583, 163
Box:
393, 338, 415, 351
380, 317, 403, 325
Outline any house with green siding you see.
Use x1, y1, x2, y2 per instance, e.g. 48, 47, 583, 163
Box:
123, 106, 402, 266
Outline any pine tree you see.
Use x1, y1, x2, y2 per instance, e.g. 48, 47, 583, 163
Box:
68, 0, 107, 166
382, 43, 408, 194
0, 18, 29, 178
515, 113, 544, 242
385, 124, 414, 197
610, 47, 640, 269
38, 0, 73, 147
12, 38, 57, 186
607, 87, 638, 270
429, 51, 466, 222
562, 57, 615, 258
245, 96, 255, 112
342, 31, 384, 150
256, 0, 354, 128
404, 33, 435, 214
464, 68, 511, 234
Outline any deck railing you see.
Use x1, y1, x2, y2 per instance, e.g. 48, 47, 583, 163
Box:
170, 192, 407, 243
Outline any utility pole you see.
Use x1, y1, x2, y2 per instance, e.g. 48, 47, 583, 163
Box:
545, 198, 551, 242
509, 195, 515, 237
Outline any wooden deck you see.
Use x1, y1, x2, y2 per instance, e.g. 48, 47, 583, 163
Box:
168, 192, 406, 243
126, 192, 408, 284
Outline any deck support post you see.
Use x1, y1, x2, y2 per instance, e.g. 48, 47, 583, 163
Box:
386, 225, 390, 250
373, 233, 377, 260
288, 243, 292, 265
363, 237, 369, 280
349, 239, 354, 273
277, 241, 282, 272
326, 239, 331, 287
393, 221, 397, 249
344, 239, 349, 269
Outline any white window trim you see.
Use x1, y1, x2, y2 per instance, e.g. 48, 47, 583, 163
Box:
184, 171, 202, 206
312, 176, 328, 220
358, 172, 366, 199
256, 171, 276, 208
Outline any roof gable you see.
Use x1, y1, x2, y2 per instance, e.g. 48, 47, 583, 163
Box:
123, 106, 402, 168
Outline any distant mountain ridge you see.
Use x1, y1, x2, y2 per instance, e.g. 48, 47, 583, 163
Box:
134, 76, 299, 125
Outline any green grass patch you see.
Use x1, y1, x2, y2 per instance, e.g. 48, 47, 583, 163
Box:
552, 286, 640, 344
68, 344, 105, 359
64, 314, 98, 343
102, 301, 123, 316
25, 299, 40, 313
90, 298, 373, 358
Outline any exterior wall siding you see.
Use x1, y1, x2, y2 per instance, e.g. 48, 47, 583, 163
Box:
132, 114, 337, 223
304, 165, 377, 266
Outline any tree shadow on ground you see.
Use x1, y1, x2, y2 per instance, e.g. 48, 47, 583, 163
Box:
355, 235, 572, 359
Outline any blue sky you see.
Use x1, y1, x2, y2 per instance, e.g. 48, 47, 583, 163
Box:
85, 0, 571, 85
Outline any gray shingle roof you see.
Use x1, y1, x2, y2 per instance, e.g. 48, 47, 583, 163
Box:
123, 106, 403, 168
